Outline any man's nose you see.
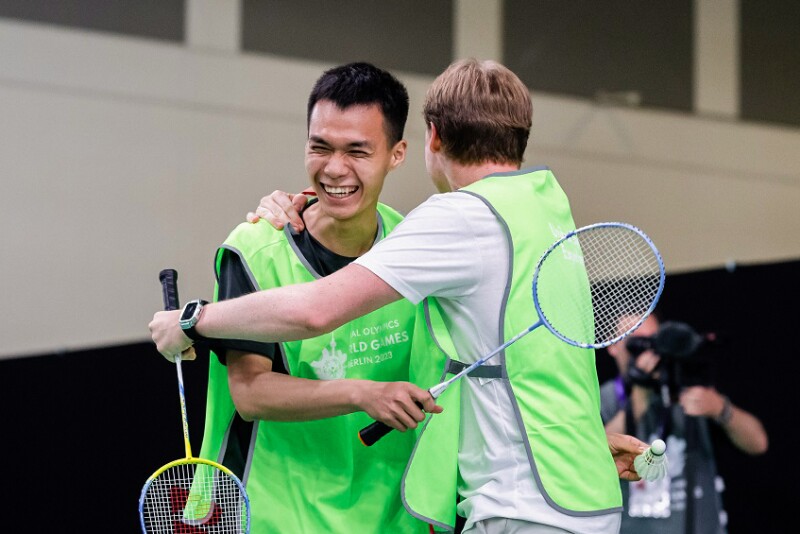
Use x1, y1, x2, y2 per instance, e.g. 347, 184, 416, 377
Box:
324, 152, 348, 178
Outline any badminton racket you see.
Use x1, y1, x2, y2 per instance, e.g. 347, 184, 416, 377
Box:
139, 269, 251, 533
359, 221, 665, 446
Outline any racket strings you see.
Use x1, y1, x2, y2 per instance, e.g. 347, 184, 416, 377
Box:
536, 225, 663, 347
142, 463, 248, 533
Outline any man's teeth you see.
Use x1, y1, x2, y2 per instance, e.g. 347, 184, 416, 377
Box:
324, 185, 358, 196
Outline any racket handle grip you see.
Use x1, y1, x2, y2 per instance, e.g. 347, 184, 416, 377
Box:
358, 421, 394, 446
159, 269, 180, 311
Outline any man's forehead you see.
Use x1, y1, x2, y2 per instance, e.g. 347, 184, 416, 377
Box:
310, 100, 384, 121
308, 101, 387, 144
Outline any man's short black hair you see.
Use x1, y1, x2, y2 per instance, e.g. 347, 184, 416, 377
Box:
307, 62, 409, 146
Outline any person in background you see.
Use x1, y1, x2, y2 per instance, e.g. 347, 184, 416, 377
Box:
601, 312, 768, 533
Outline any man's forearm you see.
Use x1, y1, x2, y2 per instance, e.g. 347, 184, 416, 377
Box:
148, 264, 402, 361
228, 351, 438, 430
604, 410, 626, 434
198, 282, 327, 342
195, 264, 402, 343
722, 405, 769, 455
229, 353, 371, 422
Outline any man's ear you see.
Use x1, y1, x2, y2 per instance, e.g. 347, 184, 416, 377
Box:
427, 123, 442, 153
389, 139, 407, 170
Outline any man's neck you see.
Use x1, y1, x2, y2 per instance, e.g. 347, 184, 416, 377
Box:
302, 203, 379, 258
445, 160, 521, 190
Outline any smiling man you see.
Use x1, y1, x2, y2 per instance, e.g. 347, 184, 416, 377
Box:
192, 63, 448, 533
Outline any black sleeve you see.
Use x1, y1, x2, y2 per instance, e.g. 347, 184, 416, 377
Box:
209, 248, 280, 367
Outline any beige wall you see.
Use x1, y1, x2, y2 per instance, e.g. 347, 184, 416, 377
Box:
1, 17, 799, 358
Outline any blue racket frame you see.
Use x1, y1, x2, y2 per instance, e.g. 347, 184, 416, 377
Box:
532, 221, 666, 350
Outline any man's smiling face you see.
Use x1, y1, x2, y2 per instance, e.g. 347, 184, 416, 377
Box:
305, 100, 405, 224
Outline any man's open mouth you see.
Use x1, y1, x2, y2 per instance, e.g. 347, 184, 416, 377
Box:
322, 184, 359, 198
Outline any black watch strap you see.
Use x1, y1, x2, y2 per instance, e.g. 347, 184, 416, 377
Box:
183, 324, 206, 342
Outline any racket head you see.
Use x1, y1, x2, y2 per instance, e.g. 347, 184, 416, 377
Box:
139, 457, 250, 533
532, 222, 665, 349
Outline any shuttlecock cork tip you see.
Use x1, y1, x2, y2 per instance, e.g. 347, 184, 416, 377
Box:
651, 439, 666, 456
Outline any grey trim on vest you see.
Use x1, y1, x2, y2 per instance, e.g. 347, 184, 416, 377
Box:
457, 191, 514, 371
219, 244, 263, 290
217, 414, 234, 465
214, 243, 290, 485
284, 225, 321, 278
400, 409, 455, 533
242, 421, 259, 487
457, 188, 622, 517
481, 164, 551, 179
422, 298, 455, 368
399, 298, 456, 532
214, 406, 259, 488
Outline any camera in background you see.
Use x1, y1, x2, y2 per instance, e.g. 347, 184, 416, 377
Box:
625, 321, 721, 391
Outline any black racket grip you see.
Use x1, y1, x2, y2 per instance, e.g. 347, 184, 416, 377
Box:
358, 400, 425, 446
159, 269, 180, 311
358, 421, 394, 446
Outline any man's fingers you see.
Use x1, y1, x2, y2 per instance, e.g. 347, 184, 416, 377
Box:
277, 193, 306, 232
255, 191, 308, 231
417, 392, 443, 415
292, 193, 309, 212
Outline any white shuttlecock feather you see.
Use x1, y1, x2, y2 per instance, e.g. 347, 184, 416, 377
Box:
634, 439, 668, 481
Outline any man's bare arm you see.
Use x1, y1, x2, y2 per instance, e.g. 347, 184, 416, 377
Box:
227, 351, 440, 430
149, 264, 400, 359
679, 386, 768, 455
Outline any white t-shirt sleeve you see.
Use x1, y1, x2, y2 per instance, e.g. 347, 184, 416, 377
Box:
355, 193, 500, 305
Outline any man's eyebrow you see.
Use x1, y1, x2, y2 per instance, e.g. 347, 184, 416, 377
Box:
308, 136, 372, 149
308, 135, 331, 145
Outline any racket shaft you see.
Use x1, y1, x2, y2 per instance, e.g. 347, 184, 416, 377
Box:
358, 323, 540, 446
159, 269, 193, 458
175, 356, 193, 458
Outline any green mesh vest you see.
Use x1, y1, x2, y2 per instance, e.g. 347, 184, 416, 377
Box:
199, 203, 451, 533
403, 168, 622, 531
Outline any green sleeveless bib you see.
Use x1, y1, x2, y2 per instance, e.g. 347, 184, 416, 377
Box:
199, 203, 450, 533
404, 168, 622, 530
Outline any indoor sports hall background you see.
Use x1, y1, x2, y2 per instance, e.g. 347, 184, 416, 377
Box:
1, 1, 798, 532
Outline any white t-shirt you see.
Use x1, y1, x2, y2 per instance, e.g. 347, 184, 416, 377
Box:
355, 192, 619, 533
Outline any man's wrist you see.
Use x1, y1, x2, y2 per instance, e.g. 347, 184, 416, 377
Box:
179, 299, 209, 341
715, 395, 733, 425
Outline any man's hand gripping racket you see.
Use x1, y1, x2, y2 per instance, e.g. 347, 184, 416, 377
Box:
359, 222, 666, 446
139, 269, 251, 533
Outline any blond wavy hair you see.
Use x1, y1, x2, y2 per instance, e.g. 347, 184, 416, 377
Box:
423, 58, 532, 165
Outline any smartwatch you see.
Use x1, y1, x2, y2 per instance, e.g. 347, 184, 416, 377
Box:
179, 299, 209, 341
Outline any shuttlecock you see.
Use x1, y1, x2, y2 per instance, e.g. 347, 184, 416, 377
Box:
634, 439, 668, 481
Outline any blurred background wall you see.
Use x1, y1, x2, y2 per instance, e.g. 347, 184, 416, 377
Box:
0, 1, 796, 532
1, 0, 799, 358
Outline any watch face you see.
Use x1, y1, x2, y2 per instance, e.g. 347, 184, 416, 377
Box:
181, 302, 198, 321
